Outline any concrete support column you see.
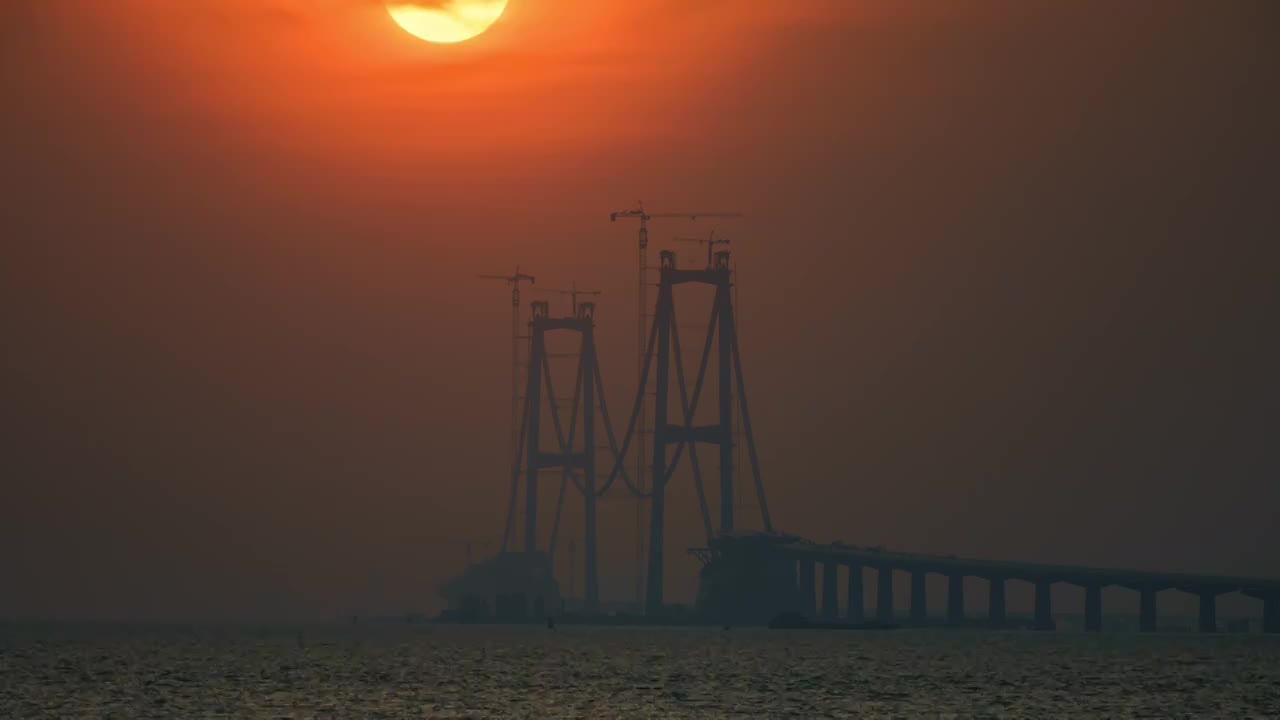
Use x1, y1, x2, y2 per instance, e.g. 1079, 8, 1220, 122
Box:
947, 575, 965, 624
988, 577, 1006, 627
846, 564, 864, 623
822, 561, 839, 620
1084, 584, 1102, 632
799, 559, 817, 618
1034, 580, 1054, 631
1265, 593, 1279, 634
1139, 586, 1157, 632
877, 567, 894, 622
910, 570, 927, 625
1198, 590, 1217, 633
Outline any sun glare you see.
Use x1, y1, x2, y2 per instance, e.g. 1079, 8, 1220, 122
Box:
386, 1, 509, 44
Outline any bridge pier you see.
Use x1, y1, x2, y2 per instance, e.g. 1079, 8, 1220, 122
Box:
910, 570, 927, 625
799, 558, 817, 618
703, 536, 1280, 629
988, 577, 1006, 626
846, 564, 864, 623
1139, 585, 1158, 632
877, 567, 894, 622
1034, 580, 1054, 630
1198, 590, 1217, 633
1084, 584, 1102, 632
947, 575, 965, 624
822, 561, 839, 619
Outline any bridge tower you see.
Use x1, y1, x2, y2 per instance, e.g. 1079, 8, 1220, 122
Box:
641, 248, 773, 614
500, 299, 623, 613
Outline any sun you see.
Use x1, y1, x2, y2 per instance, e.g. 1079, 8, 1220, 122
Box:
386, 1, 509, 45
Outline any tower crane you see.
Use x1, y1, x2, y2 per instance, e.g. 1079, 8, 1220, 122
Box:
674, 231, 732, 269
610, 203, 742, 604
538, 281, 602, 316
479, 267, 536, 485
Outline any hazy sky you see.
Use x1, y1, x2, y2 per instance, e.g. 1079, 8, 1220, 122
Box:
2, 0, 1277, 620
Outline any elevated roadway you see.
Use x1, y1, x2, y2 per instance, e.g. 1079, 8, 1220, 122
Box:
700, 532, 1280, 632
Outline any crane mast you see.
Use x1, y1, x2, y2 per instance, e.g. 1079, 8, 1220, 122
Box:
479, 267, 535, 549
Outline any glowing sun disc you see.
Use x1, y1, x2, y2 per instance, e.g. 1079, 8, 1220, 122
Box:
386, 1, 508, 44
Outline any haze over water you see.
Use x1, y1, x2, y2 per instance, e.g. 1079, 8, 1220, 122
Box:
3, 623, 1278, 717
5, 0, 1277, 623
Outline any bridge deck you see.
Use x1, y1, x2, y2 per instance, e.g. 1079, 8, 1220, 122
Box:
714, 533, 1280, 596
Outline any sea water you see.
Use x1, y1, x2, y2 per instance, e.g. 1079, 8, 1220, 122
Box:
3, 622, 1278, 717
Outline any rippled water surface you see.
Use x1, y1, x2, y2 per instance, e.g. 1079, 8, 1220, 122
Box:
3, 623, 1278, 717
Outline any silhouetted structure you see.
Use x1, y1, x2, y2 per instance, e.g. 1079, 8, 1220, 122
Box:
607, 248, 772, 614
479, 268, 536, 481
456, 237, 774, 619
611, 205, 743, 606
438, 551, 559, 622
494, 299, 636, 614
695, 532, 1280, 631
453, 219, 1280, 633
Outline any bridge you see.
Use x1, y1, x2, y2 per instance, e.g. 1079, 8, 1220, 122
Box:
446, 219, 1280, 632
696, 532, 1280, 632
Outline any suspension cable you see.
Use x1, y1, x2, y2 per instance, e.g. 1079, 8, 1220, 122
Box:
599, 288, 663, 498
668, 302, 715, 544
729, 302, 772, 531
545, 348, 585, 558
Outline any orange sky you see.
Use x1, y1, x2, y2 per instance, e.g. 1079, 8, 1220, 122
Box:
3, 0, 1278, 619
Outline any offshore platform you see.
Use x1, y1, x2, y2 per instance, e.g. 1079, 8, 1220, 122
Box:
439, 208, 1280, 632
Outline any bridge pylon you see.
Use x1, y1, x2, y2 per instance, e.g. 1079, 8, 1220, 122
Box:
641, 248, 772, 615
499, 299, 628, 614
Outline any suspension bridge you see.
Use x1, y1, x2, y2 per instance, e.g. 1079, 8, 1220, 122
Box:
439, 210, 1280, 633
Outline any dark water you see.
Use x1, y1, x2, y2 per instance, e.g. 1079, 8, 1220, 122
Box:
3, 623, 1278, 717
